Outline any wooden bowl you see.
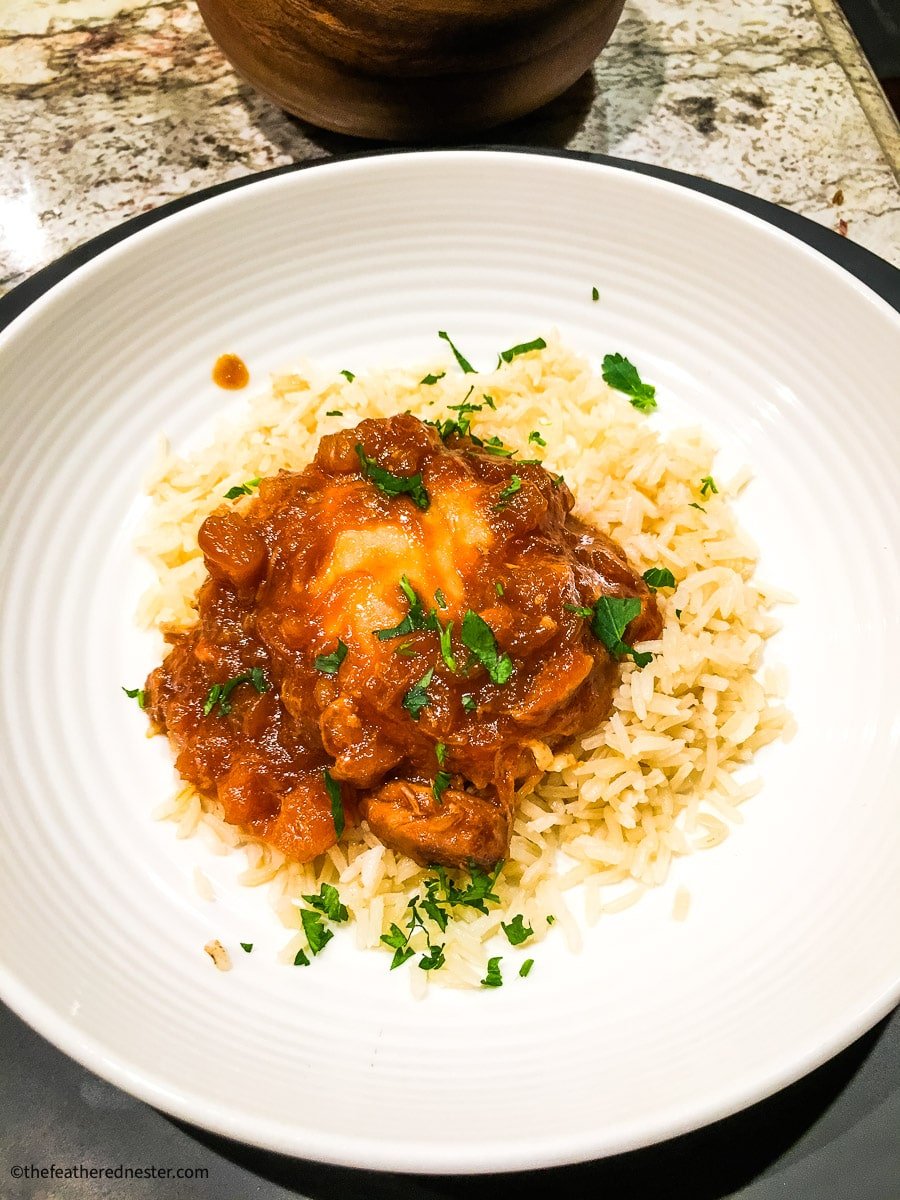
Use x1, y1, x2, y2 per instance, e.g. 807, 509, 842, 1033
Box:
195, 0, 626, 141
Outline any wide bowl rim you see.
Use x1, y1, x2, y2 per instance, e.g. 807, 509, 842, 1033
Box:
1, 148, 898, 1174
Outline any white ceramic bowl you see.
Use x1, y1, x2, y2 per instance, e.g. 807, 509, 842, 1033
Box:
1, 150, 898, 1174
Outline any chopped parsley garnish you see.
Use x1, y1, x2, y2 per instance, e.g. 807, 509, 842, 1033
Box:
699, 475, 718, 497
433, 861, 503, 914
482, 435, 516, 457
446, 396, 478, 417
481, 956, 503, 987
564, 603, 593, 618
435, 742, 448, 767
437, 330, 476, 374
420, 371, 446, 386
461, 693, 477, 712
568, 599, 651, 665
546, 915, 556, 925
293, 948, 311, 967
314, 639, 348, 675
436, 619, 458, 676
203, 667, 268, 717
376, 579, 454, 670
400, 574, 422, 609
122, 686, 146, 709
380, 923, 415, 969
461, 610, 514, 685
494, 475, 522, 509
528, 430, 547, 447
592, 286, 600, 301
381, 895, 448, 972
589, 596, 652, 668
437, 621, 456, 672
433, 771, 452, 804
376, 575, 428, 640
447, 388, 475, 411
355, 444, 430, 510
501, 914, 534, 946
689, 502, 706, 512
224, 476, 261, 500
402, 667, 434, 720
395, 641, 417, 657
426, 415, 467, 441
425, 391, 500, 443
421, 882, 449, 932
675, 608, 683, 619
378, 868, 501, 960
495, 581, 504, 597
552, 473, 565, 488
519, 958, 535, 977
498, 336, 547, 365
481, 394, 496, 409
601, 353, 657, 413
339, 369, 355, 382
434, 587, 448, 609
300, 908, 333, 956
323, 768, 345, 839
302, 883, 349, 923
240, 942, 253, 953
406, 898, 426, 937
642, 567, 676, 591
325, 409, 343, 417
419, 944, 446, 972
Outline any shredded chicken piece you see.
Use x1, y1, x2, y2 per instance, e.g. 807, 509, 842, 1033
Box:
145, 415, 660, 868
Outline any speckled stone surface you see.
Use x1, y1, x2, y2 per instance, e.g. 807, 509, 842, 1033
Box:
0, 0, 898, 293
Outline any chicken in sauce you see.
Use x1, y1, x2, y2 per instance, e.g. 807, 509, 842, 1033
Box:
144, 413, 661, 869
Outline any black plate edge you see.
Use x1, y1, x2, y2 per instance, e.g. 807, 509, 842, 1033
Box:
0, 147, 898, 332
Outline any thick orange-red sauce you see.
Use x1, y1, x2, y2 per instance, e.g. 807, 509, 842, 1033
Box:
145, 414, 660, 868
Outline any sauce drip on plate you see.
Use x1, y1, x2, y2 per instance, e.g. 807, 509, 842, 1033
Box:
212, 354, 249, 390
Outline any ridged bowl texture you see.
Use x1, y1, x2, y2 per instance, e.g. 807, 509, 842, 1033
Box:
0, 151, 898, 1173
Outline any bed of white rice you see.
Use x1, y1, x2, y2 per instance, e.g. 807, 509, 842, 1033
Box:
138, 335, 794, 991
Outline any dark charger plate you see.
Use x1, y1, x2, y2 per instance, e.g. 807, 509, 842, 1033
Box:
2, 150, 898, 1200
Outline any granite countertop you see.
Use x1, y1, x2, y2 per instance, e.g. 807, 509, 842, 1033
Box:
0, 0, 899, 297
